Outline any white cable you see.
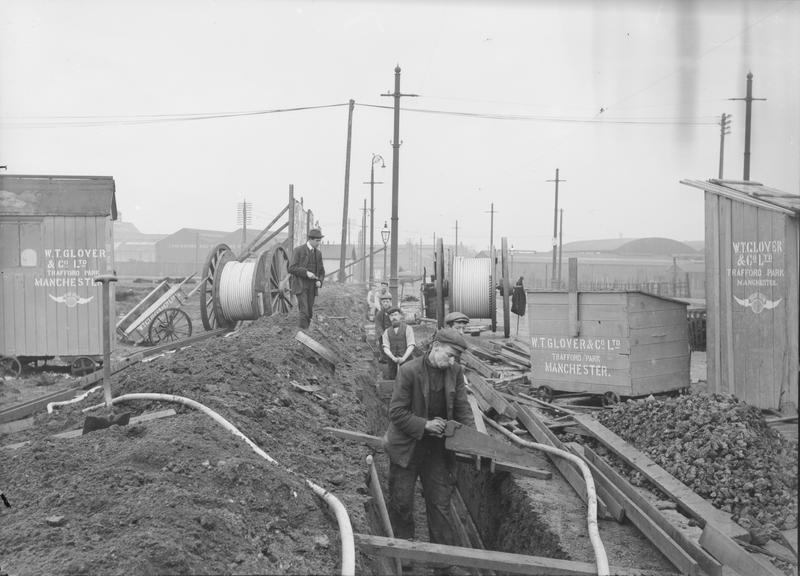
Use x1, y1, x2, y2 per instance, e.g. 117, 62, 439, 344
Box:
219, 260, 260, 322
46, 386, 103, 413
484, 416, 610, 576
452, 257, 492, 319
108, 393, 355, 576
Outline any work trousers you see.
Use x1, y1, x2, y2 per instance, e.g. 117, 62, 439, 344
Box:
387, 437, 457, 546
383, 360, 399, 380
296, 289, 316, 329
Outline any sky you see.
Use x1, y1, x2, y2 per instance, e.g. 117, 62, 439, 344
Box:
1, 0, 798, 253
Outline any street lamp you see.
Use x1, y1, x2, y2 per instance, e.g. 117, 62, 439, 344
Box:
381, 221, 390, 281
366, 154, 385, 284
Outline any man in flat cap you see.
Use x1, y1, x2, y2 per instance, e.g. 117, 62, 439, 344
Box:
288, 228, 326, 329
383, 328, 474, 568
373, 293, 394, 360
380, 306, 416, 379
443, 311, 470, 334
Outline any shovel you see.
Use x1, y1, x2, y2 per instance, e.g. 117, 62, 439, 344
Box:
82, 275, 130, 436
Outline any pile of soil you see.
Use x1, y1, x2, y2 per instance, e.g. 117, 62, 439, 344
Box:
1, 284, 378, 576
594, 393, 798, 537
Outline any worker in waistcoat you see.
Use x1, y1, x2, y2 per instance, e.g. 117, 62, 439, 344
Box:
373, 294, 394, 361
381, 306, 415, 380
288, 228, 326, 329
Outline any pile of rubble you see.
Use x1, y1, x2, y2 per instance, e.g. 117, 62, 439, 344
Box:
596, 393, 797, 536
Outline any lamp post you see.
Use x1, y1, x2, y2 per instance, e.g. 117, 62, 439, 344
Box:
366, 154, 385, 284
381, 221, 390, 281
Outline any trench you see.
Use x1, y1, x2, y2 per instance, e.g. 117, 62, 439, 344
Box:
359, 377, 568, 571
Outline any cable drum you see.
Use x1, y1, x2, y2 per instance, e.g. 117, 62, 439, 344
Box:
217, 252, 269, 322
451, 256, 492, 319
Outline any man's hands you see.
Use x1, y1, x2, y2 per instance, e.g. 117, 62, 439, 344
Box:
424, 417, 447, 437
306, 271, 317, 280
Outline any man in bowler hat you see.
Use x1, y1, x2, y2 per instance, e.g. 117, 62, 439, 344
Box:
289, 228, 326, 329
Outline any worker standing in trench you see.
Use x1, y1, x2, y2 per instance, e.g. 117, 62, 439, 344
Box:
380, 306, 416, 380
382, 328, 474, 576
288, 228, 325, 329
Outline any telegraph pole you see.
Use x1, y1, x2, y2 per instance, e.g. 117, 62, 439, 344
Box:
454, 220, 459, 257
557, 208, 564, 288
364, 154, 384, 284
360, 199, 368, 282
729, 72, 766, 181
718, 113, 732, 179
547, 169, 565, 289
381, 66, 418, 304
338, 99, 356, 282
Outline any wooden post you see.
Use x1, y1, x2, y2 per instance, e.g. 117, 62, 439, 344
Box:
288, 184, 295, 251
568, 257, 579, 337
93, 274, 118, 409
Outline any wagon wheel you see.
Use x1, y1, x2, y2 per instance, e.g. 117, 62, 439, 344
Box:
435, 238, 445, 328
200, 243, 236, 331
602, 391, 620, 406
269, 246, 294, 314
501, 237, 511, 338
71, 356, 97, 377
535, 385, 554, 403
0, 356, 22, 378
148, 307, 192, 344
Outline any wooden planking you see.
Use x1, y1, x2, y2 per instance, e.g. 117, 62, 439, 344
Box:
353, 534, 657, 576
629, 341, 690, 363
324, 427, 383, 449
721, 196, 736, 396
627, 292, 688, 312
468, 373, 517, 419
514, 404, 612, 520
630, 355, 690, 379
629, 323, 689, 348
629, 371, 689, 396
582, 445, 722, 576
699, 522, 785, 576
705, 192, 721, 396
783, 217, 799, 411
529, 377, 632, 396
530, 334, 631, 356
294, 330, 337, 366
572, 414, 748, 539
467, 394, 488, 434
628, 308, 688, 330
531, 319, 627, 339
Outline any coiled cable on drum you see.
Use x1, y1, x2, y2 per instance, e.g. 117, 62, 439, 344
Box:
451, 257, 492, 319
219, 260, 259, 322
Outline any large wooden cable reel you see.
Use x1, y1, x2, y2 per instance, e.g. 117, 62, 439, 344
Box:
500, 237, 511, 338
447, 237, 511, 337
201, 242, 297, 331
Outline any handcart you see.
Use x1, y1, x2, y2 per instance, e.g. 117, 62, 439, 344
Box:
116, 275, 196, 345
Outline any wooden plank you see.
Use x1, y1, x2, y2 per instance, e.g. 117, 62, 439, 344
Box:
629, 323, 691, 348
572, 414, 749, 539
451, 487, 487, 551
779, 529, 798, 557
629, 341, 691, 363
467, 372, 518, 419
0, 416, 35, 435
630, 355, 690, 379
531, 319, 627, 339
354, 534, 665, 576
294, 330, 337, 366
628, 308, 689, 330
699, 522, 785, 576
467, 394, 488, 433
462, 350, 499, 379
324, 427, 383, 449
563, 443, 625, 523
514, 404, 611, 520
443, 422, 549, 475
582, 445, 722, 576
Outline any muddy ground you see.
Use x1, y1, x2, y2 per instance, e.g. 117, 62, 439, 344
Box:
1, 281, 796, 575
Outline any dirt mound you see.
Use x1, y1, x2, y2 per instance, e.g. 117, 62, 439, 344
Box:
1, 285, 377, 576
595, 393, 798, 537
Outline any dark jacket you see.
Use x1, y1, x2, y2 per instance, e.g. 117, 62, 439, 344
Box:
288, 244, 326, 295
383, 355, 475, 467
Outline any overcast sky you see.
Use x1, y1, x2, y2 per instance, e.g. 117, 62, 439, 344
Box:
1, 0, 798, 252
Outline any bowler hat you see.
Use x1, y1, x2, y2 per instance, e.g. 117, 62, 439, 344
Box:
386, 306, 402, 316
308, 228, 324, 239
434, 328, 468, 353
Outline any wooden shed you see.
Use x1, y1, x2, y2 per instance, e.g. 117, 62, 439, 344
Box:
0, 174, 117, 373
528, 260, 690, 400
681, 179, 799, 412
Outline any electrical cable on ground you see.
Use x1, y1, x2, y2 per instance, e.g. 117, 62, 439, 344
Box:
483, 416, 610, 576
102, 392, 356, 576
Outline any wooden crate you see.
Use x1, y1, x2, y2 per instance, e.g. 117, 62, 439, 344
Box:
527, 284, 690, 398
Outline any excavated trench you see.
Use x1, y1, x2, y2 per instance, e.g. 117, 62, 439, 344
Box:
360, 352, 676, 575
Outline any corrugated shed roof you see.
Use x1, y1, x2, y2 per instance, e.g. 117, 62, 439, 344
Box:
681, 179, 800, 215
0, 174, 116, 218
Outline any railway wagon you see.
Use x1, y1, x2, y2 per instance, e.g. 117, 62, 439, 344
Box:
0, 174, 117, 375
527, 259, 690, 402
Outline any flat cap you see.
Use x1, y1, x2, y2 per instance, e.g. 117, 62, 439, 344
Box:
444, 311, 470, 325
434, 328, 468, 353
308, 228, 324, 239
379, 293, 393, 301
386, 306, 402, 316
